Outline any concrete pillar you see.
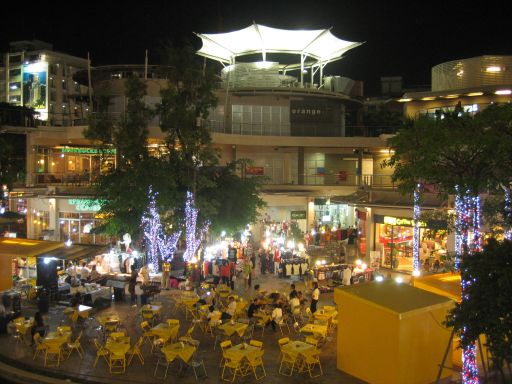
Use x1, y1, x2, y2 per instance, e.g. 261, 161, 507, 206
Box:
0, 256, 12, 291
365, 207, 373, 262
298, 147, 304, 185
340, 104, 346, 137
307, 199, 315, 233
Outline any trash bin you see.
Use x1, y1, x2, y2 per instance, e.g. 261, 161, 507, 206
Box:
38, 289, 49, 313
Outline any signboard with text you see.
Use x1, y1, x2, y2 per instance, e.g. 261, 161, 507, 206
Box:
291, 211, 307, 220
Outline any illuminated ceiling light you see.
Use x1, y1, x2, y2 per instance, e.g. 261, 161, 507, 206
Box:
444, 94, 459, 99
456, 70, 464, 77
495, 89, 512, 95
421, 97, 436, 101
398, 98, 412, 102
467, 92, 483, 97
486, 66, 502, 72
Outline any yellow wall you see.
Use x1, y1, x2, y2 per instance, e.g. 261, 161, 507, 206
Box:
334, 288, 453, 384
0, 256, 12, 291
398, 307, 453, 383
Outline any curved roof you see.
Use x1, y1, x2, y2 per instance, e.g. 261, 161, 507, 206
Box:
196, 23, 362, 64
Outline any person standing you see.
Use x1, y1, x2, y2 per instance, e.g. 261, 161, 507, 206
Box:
80, 262, 90, 282
310, 282, 320, 313
161, 261, 171, 290
128, 269, 138, 305
139, 264, 150, 285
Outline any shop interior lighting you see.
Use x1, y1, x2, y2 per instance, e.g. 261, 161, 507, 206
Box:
486, 66, 501, 72
412, 270, 421, 277
395, 277, 404, 284
355, 259, 362, 266
65, 239, 72, 247
421, 97, 436, 101
398, 98, 412, 102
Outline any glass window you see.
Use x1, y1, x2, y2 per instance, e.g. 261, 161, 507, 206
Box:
9, 68, 21, 77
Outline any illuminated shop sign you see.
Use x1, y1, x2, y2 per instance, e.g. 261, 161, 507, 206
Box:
60, 147, 116, 155
383, 216, 427, 227
68, 199, 102, 211
291, 211, 307, 220
375, 214, 447, 229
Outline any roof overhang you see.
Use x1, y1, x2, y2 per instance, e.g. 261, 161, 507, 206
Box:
196, 23, 363, 65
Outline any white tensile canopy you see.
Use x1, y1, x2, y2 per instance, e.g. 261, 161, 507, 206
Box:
196, 23, 362, 64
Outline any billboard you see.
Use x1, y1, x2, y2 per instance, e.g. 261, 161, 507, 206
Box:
23, 61, 48, 120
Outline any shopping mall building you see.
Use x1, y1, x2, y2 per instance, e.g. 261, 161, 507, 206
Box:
2, 27, 511, 272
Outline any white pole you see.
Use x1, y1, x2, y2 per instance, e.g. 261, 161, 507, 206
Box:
87, 52, 92, 112
144, 50, 148, 80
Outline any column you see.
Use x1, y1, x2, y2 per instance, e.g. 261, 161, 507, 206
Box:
298, 147, 304, 185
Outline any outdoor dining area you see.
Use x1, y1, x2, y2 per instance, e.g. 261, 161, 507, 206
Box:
0, 276, 342, 383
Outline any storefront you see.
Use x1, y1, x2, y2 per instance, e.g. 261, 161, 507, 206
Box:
31, 145, 116, 185
27, 197, 108, 245
374, 214, 447, 272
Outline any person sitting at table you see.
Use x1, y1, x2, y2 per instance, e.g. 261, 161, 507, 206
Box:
289, 283, 298, 300
270, 304, 283, 332
207, 305, 222, 326
70, 292, 81, 307
221, 296, 237, 320
247, 298, 261, 319
289, 291, 301, 315
30, 311, 46, 343
90, 265, 101, 281
297, 290, 308, 306
80, 262, 90, 282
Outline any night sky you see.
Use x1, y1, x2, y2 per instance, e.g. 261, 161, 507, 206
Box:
2, 0, 511, 95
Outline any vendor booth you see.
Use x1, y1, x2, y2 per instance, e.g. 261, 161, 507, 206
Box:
413, 272, 488, 372
334, 280, 454, 384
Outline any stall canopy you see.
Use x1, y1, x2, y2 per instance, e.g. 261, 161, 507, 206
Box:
0, 238, 106, 261
0, 238, 63, 258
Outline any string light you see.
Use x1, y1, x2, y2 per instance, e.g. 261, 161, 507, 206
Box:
183, 191, 210, 262
504, 186, 511, 240
141, 186, 161, 268
413, 184, 421, 274
454, 186, 480, 384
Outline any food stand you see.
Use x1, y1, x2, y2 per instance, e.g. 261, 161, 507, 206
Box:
334, 280, 454, 384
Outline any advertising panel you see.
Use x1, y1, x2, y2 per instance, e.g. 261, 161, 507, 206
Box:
246, 166, 265, 176
23, 61, 48, 120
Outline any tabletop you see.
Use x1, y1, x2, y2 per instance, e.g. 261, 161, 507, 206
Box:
161, 342, 196, 363
224, 342, 259, 360
218, 322, 249, 337
300, 324, 328, 337
106, 340, 130, 355
282, 340, 314, 356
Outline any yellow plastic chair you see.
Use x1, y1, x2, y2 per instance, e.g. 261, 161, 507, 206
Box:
104, 320, 119, 337
246, 349, 266, 380
32, 333, 47, 360
93, 339, 110, 368
277, 314, 291, 335
249, 339, 263, 349
141, 309, 156, 326
68, 311, 79, 328
178, 325, 195, 343
305, 336, 319, 347
219, 339, 233, 367
221, 354, 245, 382
278, 350, 297, 376
44, 344, 62, 367
303, 348, 323, 378
127, 336, 144, 366
277, 337, 290, 348
66, 331, 84, 359
140, 321, 154, 346
109, 351, 126, 373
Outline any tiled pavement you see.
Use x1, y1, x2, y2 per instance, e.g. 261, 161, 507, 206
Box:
0, 273, 367, 384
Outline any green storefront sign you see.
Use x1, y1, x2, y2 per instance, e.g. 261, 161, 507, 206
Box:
291, 211, 307, 220
68, 199, 102, 211
61, 147, 116, 155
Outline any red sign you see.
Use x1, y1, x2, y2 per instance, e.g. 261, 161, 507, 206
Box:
246, 166, 264, 176
338, 171, 347, 181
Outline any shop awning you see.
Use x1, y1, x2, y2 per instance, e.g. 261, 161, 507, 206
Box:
38, 244, 109, 261
0, 238, 63, 258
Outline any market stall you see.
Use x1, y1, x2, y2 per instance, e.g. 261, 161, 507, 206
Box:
334, 280, 454, 384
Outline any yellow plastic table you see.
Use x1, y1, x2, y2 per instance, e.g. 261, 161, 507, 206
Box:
97, 314, 121, 326
314, 309, 337, 322
300, 324, 328, 338
151, 322, 179, 339
218, 322, 249, 337
43, 331, 71, 347
106, 340, 130, 355
141, 304, 162, 313
224, 342, 259, 360
161, 342, 196, 363
282, 340, 314, 356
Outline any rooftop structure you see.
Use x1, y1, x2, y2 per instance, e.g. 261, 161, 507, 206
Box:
196, 23, 363, 88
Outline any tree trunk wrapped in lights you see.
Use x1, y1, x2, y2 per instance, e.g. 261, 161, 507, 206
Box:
183, 191, 210, 262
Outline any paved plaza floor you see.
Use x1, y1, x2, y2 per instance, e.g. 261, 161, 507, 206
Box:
0, 273, 368, 384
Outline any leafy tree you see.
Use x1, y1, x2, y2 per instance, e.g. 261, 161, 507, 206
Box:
446, 239, 512, 382
383, 111, 500, 382
362, 105, 403, 136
